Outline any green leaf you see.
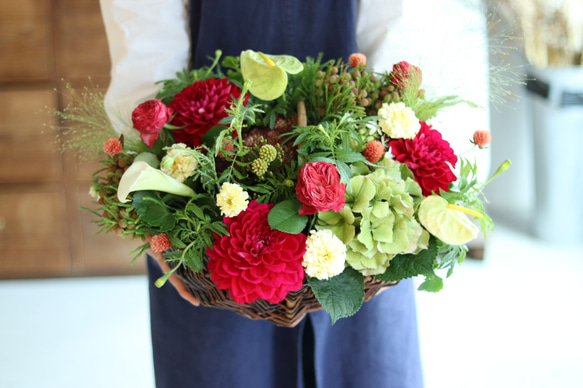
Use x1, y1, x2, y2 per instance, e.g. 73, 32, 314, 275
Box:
374, 237, 438, 282
417, 275, 444, 292
335, 150, 366, 164
267, 199, 308, 234
184, 248, 204, 272
201, 125, 227, 148
308, 267, 365, 325
132, 191, 176, 232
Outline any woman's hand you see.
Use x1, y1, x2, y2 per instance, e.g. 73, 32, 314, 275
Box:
145, 235, 200, 307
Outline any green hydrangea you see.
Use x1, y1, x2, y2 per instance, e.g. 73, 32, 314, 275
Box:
317, 168, 429, 275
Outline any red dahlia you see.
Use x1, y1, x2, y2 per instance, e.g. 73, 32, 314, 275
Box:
206, 200, 307, 304
389, 122, 457, 196
168, 78, 247, 147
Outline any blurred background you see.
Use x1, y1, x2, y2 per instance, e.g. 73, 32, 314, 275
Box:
1, 0, 582, 387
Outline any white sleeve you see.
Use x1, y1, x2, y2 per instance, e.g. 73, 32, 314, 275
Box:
356, 0, 491, 180
99, 0, 190, 136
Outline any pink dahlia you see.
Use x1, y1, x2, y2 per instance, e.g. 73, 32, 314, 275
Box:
296, 162, 346, 215
389, 122, 457, 196
168, 78, 247, 148
207, 200, 306, 304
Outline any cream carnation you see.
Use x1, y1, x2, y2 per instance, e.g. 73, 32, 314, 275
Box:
303, 230, 347, 280
216, 182, 249, 217
160, 143, 198, 183
377, 102, 420, 139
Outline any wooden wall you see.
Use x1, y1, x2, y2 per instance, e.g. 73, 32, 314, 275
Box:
0, 0, 146, 278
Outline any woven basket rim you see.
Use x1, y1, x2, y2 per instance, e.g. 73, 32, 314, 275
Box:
173, 261, 398, 327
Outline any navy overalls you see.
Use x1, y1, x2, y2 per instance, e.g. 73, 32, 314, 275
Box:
147, 1, 424, 387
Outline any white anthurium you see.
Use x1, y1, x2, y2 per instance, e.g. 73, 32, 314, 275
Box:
418, 195, 480, 245
117, 161, 196, 203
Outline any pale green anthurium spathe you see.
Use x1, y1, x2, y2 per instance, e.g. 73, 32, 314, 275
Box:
317, 169, 428, 276
117, 161, 196, 203
134, 152, 160, 168
418, 195, 479, 245
240, 50, 303, 101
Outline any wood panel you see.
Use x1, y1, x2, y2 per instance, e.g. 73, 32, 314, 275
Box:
56, 0, 111, 80
0, 189, 69, 277
0, 90, 62, 183
0, 0, 54, 83
75, 183, 146, 275
0, 0, 146, 278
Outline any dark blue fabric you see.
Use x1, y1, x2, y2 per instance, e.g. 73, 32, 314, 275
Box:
189, 0, 357, 68
147, 1, 424, 387
148, 258, 423, 388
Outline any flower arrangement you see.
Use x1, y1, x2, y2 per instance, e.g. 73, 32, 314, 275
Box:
82, 49, 509, 325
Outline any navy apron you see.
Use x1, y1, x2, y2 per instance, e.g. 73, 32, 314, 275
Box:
147, 1, 424, 387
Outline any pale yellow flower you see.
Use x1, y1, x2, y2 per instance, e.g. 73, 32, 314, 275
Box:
216, 182, 249, 217
160, 143, 198, 183
303, 230, 347, 280
377, 102, 420, 139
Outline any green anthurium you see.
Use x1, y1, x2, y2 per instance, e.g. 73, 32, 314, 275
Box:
117, 161, 196, 203
134, 152, 160, 168
418, 195, 479, 245
240, 50, 303, 101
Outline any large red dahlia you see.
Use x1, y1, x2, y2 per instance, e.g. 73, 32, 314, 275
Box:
206, 200, 307, 304
389, 122, 457, 196
168, 78, 247, 147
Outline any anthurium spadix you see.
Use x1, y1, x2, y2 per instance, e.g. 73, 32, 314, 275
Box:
117, 161, 196, 203
418, 195, 480, 245
240, 50, 303, 101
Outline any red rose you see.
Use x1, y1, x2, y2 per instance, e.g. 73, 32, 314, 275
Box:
389, 122, 457, 196
168, 78, 247, 148
131, 99, 173, 148
296, 162, 346, 215
207, 200, 306, 304
389, 61, 422, 91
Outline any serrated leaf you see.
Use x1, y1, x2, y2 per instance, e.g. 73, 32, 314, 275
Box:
132, 191, 176, 232
267, 199, 308, 234
308, 267, 364, 325
374, 237, 438, 282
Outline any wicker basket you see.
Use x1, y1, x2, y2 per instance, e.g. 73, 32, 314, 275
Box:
175, 264, 399, 328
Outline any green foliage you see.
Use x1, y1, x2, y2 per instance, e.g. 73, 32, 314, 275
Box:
164, 198, 228, 274
132, 191, 177, 232
156, 51, 224, 104
267, 199, 308, 234
374, 236, 438, 282
412, 94, 480, 123
440, 157, 494, 238
308, 267, 365, 325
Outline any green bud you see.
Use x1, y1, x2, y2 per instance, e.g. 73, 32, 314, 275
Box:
259, 144, 277, 163
251, 158, 268, 177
